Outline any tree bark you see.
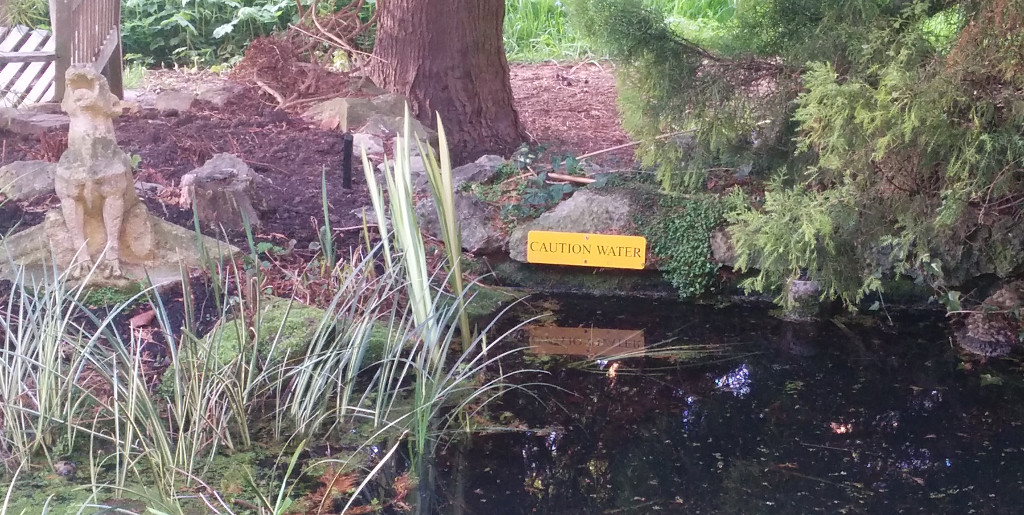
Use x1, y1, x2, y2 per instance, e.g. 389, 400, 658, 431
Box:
369, 0, 525, 163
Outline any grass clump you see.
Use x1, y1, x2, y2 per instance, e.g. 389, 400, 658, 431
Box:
0, 110, 535, 514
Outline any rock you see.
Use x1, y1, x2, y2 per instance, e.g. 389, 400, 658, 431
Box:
416, 192, 504, 254
306, 98, 373, 131
155, 90, 195, 114
474, 154, 506, 170
352, 133, 384, 155
956, 280, 1024, 357
134, 181, 164, 196
180, 153, 269, 230
710, 227, 736, 267
781, 278, 822, 321
377, 155, 428, 183
352, 205, 387, 225
451, 156, 506, 190
508, 189, 637, 263
0, 107, 69, 134
360, 113, 436, 143
197, 82, 244, 108
304, 94, 409, 132
350, 76, 387, 96
371, 93, 408, 116
53, 460, 78, 479
0, 160, 56, 200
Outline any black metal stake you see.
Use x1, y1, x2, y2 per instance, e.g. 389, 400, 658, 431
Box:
342, 133, 354, 190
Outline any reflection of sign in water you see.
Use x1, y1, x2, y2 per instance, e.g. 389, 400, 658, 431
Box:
527, 231, 646, 270
528, 326, 645, 358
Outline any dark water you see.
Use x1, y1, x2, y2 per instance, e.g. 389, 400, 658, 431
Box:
436, 295, 1024, 514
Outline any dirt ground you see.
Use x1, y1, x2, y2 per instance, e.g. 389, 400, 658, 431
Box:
0, 61, 633, 253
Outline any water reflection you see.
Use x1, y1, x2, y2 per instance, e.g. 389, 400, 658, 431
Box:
435, 295, 1024, 513
714, 363, 751, 397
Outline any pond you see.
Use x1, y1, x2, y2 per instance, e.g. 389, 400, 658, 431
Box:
433, 294, 1024, 514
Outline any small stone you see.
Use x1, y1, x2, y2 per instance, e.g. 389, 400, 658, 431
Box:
155, 90, 196, 114
134, 181, 164, 196
781, 278, 822, 321
474, 155, 506, 169
53, 460, 77, 478
377, 155, 427, 177
0, 160, 56, 200
180, 153, 269, 230
304, 97, 377, 132
197, 82, 244, 108
350, 76, 387, 96
710, 227, 736, 267
352, 133, 384, 155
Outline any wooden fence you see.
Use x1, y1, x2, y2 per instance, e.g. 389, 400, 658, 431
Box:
0, 0, 123, 108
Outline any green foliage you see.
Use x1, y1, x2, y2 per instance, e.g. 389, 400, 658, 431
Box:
504, 0, 590, 61
467, 145, 579, 224
0, 0, 48, 28
638, 193, 723, 298
121, 0, 299, 65
501, 172, 575, 221
727, 184, 868, 306
572, 0, 1024, 305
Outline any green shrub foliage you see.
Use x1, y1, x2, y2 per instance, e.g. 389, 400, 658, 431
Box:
570, 0, 1024, 305
121, 0, 374, 65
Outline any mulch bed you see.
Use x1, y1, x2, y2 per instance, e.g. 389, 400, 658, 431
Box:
1, 61, 635, 253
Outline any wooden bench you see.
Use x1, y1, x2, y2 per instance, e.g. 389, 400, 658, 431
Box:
0, 0, 122, 108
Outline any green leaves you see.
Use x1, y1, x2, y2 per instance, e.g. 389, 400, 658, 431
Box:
639, 194, 723, 298
122, 0, 303, 65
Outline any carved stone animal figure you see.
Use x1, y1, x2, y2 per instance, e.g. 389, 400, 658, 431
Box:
53, 68, 152, 278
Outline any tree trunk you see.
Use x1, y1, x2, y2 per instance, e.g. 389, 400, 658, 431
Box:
369, 0, 525, 163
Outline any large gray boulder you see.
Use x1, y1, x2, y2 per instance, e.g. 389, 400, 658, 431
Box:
0, 160, 56, 200
180, 153, 269, 230
416, 192, 503, 255
508, 189, 637, 263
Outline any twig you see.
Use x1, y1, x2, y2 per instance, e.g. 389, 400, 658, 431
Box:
230, 498, 260, 511
255, 80, 286, 107
547, 172, 595, 184
333, 224, 379, 232
576, 130, 695, 162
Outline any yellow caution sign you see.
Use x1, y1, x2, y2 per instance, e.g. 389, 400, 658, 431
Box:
526, 230, 646, 270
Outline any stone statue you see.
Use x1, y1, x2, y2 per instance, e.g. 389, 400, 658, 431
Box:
53, 67, 153, 279
0, 68, 239, 287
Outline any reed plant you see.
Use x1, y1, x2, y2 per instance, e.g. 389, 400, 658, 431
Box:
0, 109, 534, 514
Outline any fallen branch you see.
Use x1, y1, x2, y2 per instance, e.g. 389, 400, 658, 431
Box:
255, 79, 286, 107
547, 173, 595, 184
576, 130, 695, 162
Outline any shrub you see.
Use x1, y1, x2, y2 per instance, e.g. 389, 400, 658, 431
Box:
570, 0, 1024, 305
